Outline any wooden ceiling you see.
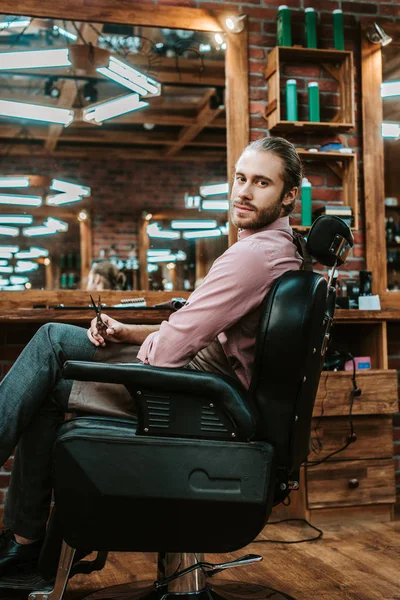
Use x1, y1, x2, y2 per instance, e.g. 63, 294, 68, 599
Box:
0, 19, 227, 162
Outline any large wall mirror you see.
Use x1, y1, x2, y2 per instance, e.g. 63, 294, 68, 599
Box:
362, 22, 400, 307
0, 1, 248, 302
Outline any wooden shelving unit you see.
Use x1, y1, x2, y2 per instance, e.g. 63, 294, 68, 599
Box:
264, 46, 355, 133
292, 149, 358, 231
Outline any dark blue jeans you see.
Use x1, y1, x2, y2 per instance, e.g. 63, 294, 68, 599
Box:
0, 323, 97, 539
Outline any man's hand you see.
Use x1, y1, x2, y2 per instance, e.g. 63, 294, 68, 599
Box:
87, 313, 129, 347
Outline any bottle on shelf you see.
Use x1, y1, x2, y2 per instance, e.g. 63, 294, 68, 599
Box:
386, 216, 396, 244
305, 7, 317, 48
286, 79, 298, 121
301, 177, 313, 226
276, 5, 292, 47
308, 81, 320, 122
333, 9, 344, 50
60, 272, 67, 289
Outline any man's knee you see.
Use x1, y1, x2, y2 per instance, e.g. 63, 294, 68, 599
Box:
36, 322, 75, 345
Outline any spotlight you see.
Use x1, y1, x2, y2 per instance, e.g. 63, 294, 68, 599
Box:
366, 23, 392, 47
78, 210, 88, 222
143, 123, 155, 131
82, 81, 98, 103
225, 14, 246, 34
44, 78, 60, 99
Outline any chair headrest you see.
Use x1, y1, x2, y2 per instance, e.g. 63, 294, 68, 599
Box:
306, 215, 354, 267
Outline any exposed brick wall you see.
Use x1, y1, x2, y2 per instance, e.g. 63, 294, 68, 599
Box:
1, 0, 400, 513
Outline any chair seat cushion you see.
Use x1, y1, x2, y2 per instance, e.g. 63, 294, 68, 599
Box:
54, 417, 275, 553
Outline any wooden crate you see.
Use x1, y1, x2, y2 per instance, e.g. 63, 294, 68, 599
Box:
265, 46, 355, 133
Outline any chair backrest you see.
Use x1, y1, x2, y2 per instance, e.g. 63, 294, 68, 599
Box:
249, 215, 353, 493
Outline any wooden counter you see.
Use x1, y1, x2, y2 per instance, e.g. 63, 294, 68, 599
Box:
0, 307, 171, 325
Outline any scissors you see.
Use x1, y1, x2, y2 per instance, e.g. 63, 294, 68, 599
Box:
90, 294, 107, 333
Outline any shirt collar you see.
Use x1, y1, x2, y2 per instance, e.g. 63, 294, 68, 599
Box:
238, 216, 291, 240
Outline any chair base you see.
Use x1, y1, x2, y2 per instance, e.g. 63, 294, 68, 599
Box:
79, 579, 296, 600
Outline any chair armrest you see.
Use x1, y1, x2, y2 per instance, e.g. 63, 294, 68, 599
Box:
63, 361, 256, 441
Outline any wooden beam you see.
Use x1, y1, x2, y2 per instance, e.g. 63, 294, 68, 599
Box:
45, 23, 100, 153
0, 2, 226, 33
361, 23, 387, 296
0, 144, 226, 162
164, 100, 223, 157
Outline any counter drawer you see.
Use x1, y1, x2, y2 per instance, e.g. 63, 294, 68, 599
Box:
306, 459, 396, 509
314, 369, 398, 416
308, 415, 394, 462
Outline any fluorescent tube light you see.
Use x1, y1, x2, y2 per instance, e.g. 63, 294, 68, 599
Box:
0, 100, 74, 126
0, 215, 33, 224
15, 247, 49, 259
50, 179, 91, 197
83, 94, 148, 124
0, 226, 19, 236
147, 264, 159, 273
382, 122, 400, 138
0, 278, 10, 285
0, 266, 13, 273
171, 220, 217, 230
0, 194, 42, 206
147, 255, 176, 263
0, 19, 31, 30
200, 183, 229, 196
147, 249, 172, 256
97, 56, 161, 96
147, 222, 180, 240
46, 192, 82, 206
0, 252, 12, 259
202, 200, 229, 210
0, 48, 71, 70
0, 284, 25, 290
23, 217, 68, 237
381, 81, 400, 97
15, 260, 39, 273
10, 276, 29, 285
0, 260, 8, 266
46, 217, 68, 232
0, 245, 19, 252
183, 229, 222, 240
0, 177, 30, 188
184, 194, 201, 209
52, 25, 78, 41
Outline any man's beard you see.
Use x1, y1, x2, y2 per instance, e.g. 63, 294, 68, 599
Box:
230, 195, 283, 230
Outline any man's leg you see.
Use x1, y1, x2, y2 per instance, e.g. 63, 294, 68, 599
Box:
0, 323, 96, 541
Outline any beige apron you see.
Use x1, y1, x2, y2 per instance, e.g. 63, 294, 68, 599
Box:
67, 338, 238, 419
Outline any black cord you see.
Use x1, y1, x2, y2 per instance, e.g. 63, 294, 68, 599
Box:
253, 518, 323, 544
307, 354, 360, 467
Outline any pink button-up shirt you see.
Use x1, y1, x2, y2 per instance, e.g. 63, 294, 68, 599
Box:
138, 216, 302, 389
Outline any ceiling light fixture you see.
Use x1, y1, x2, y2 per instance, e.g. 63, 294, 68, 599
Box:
381, 81, 400, 98
83, 93, 149, 124
0, 246, 19, 253
52, 25, 78, 41
50, 179, 91, 197
97, 56, 161, 96
202, 200, 230, 210
0, 19, 31, 30
366, 22, 392, 46
15, 247, 49, 259
10, 276, 29, 285
0, 215, 33, 225
381, 122, 400, 138
0, 177, 30, 188
171, 220, 218, 230
0, 194, 42, 206
183, 229, 222, 240
147, 222, 180, 240
214, 33, 224, 46
200, 183, 229, 196
0, 48, 71, 70
184, 194, 201, 209
15, 260, 39, 273
225, 14, 246, 33
0, 226, 19, 237
0, 266, 13, 273
0, 99, 74, 126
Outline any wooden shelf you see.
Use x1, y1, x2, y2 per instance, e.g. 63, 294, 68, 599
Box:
264, 46, 355, 133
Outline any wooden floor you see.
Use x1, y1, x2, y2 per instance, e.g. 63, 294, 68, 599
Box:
1, 521, 399, 600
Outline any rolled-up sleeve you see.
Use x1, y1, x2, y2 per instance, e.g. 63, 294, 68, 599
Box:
137, 241, 274, 367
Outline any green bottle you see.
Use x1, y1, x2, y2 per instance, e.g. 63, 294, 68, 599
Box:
333, 9, 344, 50
286, 79, 298, 121
276, 5, 292, 47
301, 177, 312, 226
67, 272, 75, 289
305, 8, 317, 48
308, 81, 320, 122
60, 273, 67, 289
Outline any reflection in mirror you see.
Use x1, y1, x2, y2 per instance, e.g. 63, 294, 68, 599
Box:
382, 33, 400, 290
0, 14, 227, 291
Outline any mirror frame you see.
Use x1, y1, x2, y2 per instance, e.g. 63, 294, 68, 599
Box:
361, 21, 400, 308
0, 0, 248, 305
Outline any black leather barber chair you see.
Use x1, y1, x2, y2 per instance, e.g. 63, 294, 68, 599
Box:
0, 215, 353, 600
